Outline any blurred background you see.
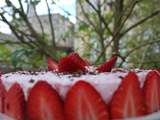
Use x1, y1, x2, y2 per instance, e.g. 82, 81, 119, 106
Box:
0, 0, 160, 72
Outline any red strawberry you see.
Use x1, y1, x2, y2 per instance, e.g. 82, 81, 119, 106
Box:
0, 81, 6, 113
65, 81, 109, 120
5, 83, 26, 120
27, 81, 64, 120
58, 52, 88, 73
47, 57, 58, 71
96, 56, 117, 72
70, 52, 90, 66
110, 72, 146, 119
143, 70, 160, 114
155, 69, 160, 74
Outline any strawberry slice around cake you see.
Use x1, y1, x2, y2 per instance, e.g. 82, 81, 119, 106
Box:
65, 81, 109, 120
5, 83, 26, 120
27, 81, 64, 120
143, 70, 160, 114
0, 81, 6, 113
110, 72, 146, 119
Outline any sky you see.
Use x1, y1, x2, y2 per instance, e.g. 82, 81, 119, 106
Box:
0, 0, 76, 34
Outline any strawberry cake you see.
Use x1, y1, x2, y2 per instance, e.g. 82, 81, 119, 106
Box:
0, 52, 160, 120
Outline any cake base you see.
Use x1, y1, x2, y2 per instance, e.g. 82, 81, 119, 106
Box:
1, 70, 160, 119
1, 111, 160, 120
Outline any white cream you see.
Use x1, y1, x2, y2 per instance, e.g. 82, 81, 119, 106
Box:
1, 70, 149, 102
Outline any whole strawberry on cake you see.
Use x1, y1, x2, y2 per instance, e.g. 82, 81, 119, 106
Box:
0, 52, 160, 120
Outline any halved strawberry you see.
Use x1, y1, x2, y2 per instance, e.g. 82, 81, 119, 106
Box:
110, 72, 146, 119
58, 52, 88, 73
155, 69, 160, 74
64, 80, 109, 120
70, 52, 90, 66
27, 81, 64, 120
96, 56, 117, 72
143, 70, 160, 114
47, 57, 58, 71
5, 83, 26, 120
0, 81, 6, 113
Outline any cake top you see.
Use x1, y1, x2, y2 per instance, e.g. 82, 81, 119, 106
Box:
0, 52, 150, 94
1, 68, 149, 86
1, 69, 149, 100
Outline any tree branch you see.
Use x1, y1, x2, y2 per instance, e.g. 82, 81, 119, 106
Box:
95, 39, 114, 63
117, 0, 138, 35
10, 0, 51, 51
1, 0, 73, 60
45, 0, 56, 47
127, 39, 160, 57
97, 1, 106, 61
0, 40, 23, 45
121, 10, 160, 37
119, 39, 160, 66
32, 3, 45, 34
0, 13, 35, 48
7, 0, 41, 41
111, 0, 124, 55
51, 0, 84, 23
85, 0, 113, 36
18, 0, 25, 14
0, 11, 49, 55
78, 0, 99, 33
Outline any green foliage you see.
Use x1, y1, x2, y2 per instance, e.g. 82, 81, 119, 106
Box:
76, 0, 160, 68
124, 0, 160, 69
11, 48, 44, 69
0, 44, 46, 71
0, 45, 12, 72
0, 0, 74, 72
0, 45, 11, 63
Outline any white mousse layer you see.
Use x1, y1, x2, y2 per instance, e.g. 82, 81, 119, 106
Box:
1, 70, 149, 102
